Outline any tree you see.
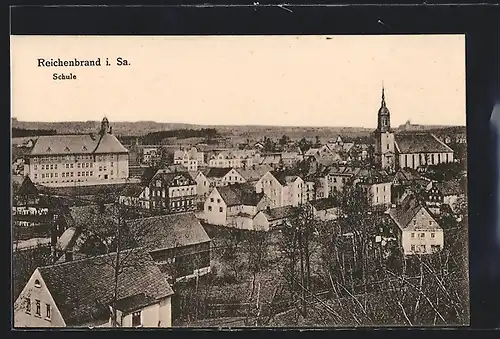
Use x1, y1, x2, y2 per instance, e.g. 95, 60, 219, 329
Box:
277, 204, 317, 318
69, 201, 158, 327
314, 136, 321, 147
263, 137, 276, 153
279, 135, 291, 147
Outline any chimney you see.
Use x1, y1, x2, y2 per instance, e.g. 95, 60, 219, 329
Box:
65, 251, 74, 262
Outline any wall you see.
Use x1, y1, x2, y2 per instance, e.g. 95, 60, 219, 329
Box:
195, 173, 210, 198
369, 182, 392, 206
252, 212, 270, 232
14, 269, 66, 328
400, 208, 445, 255
203, 189, 227, 225
119, 297, 172, 328
222, 169, 246, 185
399, 151, 454, 170
256, 173, 284, 207
25, 152, 129, 188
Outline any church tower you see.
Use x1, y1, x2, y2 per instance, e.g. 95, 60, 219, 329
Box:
100, 117, 110, 136
373, 87, 396, 172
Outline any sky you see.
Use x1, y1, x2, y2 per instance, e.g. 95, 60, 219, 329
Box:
10, 35, 466, 128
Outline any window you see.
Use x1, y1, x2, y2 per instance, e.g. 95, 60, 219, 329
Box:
210, 198, 214, 202
46, 304, 51, 320
431, 233, 435, 238
25, 297, 31, 314
70, 164, 73, 168
78, 172, 80, 177
34, 174, 38, 179
411, 233, 415, 238
410, 245, 415, 252
34, 165, 37, 170
219, 207, 223, 213
420, 233, 425, 238
77, 163, 81, 168
35, 300, 41, 317
217, 199, 221, 203
132, 311, 141, 327
34, 279, 41, 288
208, 206, 212, 211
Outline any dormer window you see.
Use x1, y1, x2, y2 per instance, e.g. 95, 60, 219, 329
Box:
34, 279, 41, 288
64, 147, 70, 152
82, 146, 87, 151
46, 147, 52, 153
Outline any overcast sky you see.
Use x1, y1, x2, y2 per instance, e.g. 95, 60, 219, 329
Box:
11, 35, 465, 128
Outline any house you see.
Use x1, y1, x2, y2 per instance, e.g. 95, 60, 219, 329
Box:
13, 247, 174, 328
191, 170, 210, 202
141, 146, 161, 166
12, 176, 74, 250
309, 198, 340, 221
118, 183, 147, 209
425, 178, 464, 215
127, 212, 211, 282
54, 204, 140, 263
203, 183, 273, 228
252, 206, 297, 231
255, 171, 305, 208
174, 147, 205, 171
391, 168, 432, 205
354, 168, 392, 208
203, 167, 246, 188
207, 150, 254, 168
388, 194, 444, 256
23, 118, 129, 187
235, 164, 272, 185
303, 178, 316, 202
326, 166, 361, 194
142, 171, 197, 213
373, 88, 454, 172
258, 154, 282, 169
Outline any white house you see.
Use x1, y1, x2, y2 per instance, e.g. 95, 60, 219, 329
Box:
174, 147, 205, 171
13, 248, 174, 328
255, 171, 305, 208
203, 183, 273, 228
388, 194, 444, 256
203, 167, 247, 188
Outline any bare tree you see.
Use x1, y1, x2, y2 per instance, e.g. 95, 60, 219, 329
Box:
68, 201, 159, 327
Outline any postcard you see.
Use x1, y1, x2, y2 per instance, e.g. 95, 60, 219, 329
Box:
11, 34, 469, 328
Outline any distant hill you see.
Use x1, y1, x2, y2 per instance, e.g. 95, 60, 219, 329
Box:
10, 119, 465, 143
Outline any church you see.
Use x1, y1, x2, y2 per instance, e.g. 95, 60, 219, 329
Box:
373, 88, 454, 173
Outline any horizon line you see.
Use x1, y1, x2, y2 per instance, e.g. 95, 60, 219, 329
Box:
10, 118, 465, 130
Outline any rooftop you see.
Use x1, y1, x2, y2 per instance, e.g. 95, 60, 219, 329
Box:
395, 133, 454, 154
37, 247, 173, 326
217, 183, 266, 207
127, 212, 211, 252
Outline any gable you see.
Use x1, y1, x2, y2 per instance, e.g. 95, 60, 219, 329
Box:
14, 269, 66, 327
406, 207, 441, 231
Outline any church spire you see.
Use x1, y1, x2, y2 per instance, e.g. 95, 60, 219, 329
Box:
377, 85, 391, 132
381, 85, 386, 107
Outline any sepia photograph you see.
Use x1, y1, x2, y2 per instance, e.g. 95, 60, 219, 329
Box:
11, 34, 469, 328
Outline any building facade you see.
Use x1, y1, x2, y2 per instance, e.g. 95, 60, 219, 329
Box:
13, 248, 174, 328
23, 118, 129, 187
